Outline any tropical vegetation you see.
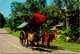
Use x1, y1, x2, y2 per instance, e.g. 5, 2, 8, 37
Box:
1, 0, 79, 51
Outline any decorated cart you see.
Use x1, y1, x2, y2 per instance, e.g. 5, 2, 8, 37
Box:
17, 13, 56, 50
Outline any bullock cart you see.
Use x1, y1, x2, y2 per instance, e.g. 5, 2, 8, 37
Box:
17, 13, 56, 51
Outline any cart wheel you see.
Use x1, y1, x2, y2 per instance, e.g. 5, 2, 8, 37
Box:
19, 30, 26, 47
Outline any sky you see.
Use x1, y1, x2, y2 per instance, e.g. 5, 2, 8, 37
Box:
0, 0, 53, 17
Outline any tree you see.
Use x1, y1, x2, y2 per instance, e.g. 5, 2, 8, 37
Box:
54, 0, 79, 29
54, 0, 79, 42
40, 3, 65, 32
0, 13, 6, 28
69, 2, 79, 42
9, 0, 44, 30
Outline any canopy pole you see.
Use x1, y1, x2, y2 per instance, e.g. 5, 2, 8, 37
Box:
44, 22, 46, 32
40, 26, 41, 36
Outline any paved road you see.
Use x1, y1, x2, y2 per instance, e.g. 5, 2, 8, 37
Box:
0, 29, 79, 53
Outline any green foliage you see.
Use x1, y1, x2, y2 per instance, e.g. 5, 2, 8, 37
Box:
3, 27, 11, 31
5, 0, 65, 31
4, 27, 20, 37
62, 18, 66, 30
56, 35, 65, 43
10, 31, 20, 37
4, 0, 79, 43
65, 26, 71, 36
77, 37, 80, 44
57, 27, 71, 42
0, 13, 6, 28
58, 26, 71, 36
5, 0, 41, 30
58, 25, 79, 43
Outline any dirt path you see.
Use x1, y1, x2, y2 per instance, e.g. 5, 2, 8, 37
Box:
0, 28, 79, 54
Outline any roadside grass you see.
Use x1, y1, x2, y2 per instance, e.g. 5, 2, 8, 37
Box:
10, 31, 20, 37
3, 27, 20, 37
3, 27, 80, 52
51, 41, 80, 52
3, 27, 11, 31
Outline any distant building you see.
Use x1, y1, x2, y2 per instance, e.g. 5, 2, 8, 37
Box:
51, 23, 63, 33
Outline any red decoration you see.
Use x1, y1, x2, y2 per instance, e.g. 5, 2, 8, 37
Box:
27, 13, 47, 28
22, 17, 24, 20
20, 13, 47, 29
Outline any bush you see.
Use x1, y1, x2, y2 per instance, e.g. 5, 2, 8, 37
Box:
65, 37, 71, 42
77, 37, 80, 44
56, 35, 65, 43
57, 30, 62, 34
56, 37, 65, 43
65, 26, 71, 36
10, 31, 20, 37
3, 27, 11, 31
58, 27, 71, 36
57, 27, 71, 42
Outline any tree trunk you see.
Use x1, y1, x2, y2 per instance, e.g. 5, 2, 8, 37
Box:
66, 17, 69, 28
39, 0, 41, 13
64, 0, 69, 28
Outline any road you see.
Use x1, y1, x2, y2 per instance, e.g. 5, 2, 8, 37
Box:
0, 29, 79, 53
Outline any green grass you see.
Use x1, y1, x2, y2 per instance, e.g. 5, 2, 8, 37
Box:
3, 27, 11, 31
3, 27, 20, 37
10, 31, 20, 37
51, 41, 80, 52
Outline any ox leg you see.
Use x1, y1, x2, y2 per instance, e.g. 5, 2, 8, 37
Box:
26, 39, 29, 48
42, 39, 44, 45
37, 42, 41, 51
47, 42, 50, 48
42, 41, 44, 47
37, 42, 39, 50
42, 39, 45, 48
31, 42, 34, 51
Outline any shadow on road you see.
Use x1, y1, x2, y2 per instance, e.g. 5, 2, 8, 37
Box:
0, 33, 10, 34
25, 44, 64, 52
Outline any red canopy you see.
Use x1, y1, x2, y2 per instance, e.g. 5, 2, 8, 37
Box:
28, 13, 47, 28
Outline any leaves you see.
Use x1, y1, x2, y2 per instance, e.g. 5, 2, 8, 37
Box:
0, 13, 6, 28
4, 0, 79, 43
